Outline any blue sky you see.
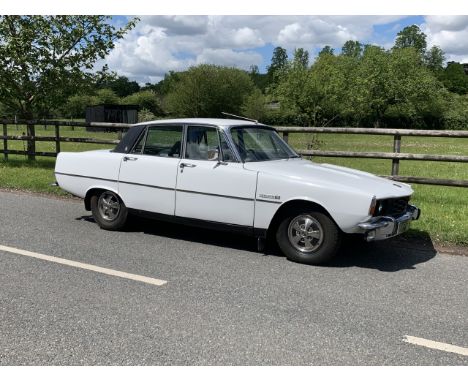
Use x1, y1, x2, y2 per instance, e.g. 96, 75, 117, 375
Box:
104, 15, 468, 83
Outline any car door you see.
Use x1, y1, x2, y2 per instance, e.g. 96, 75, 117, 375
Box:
118, 124, 183, 215
175, 125, 257, 227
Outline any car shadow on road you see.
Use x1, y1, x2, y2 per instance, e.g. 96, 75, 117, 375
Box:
76, 214, 260, 252
327, 230, 437, 272
76, 215, 437, 272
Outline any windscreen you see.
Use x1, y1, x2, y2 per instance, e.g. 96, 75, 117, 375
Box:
230, 126, 299, 162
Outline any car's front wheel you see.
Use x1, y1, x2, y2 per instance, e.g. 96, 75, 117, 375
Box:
90, 190, 128, 231
276, 210, 341, 265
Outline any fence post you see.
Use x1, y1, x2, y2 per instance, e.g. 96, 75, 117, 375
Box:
283, 131, 289, 143
55, 121, 60, 156
392, 133, 401, 176
27, 121, 36, 161
2, 122, 7, 160
118, 128, 123, 141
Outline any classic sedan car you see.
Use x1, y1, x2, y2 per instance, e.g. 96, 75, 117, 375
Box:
54, 118, 420, 264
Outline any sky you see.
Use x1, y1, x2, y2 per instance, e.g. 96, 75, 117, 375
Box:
103, 15, 468, 84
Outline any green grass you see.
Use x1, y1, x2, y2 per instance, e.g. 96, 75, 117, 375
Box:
1, 127, 467, 245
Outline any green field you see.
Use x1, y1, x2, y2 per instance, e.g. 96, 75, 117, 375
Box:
1, 125, 467, 245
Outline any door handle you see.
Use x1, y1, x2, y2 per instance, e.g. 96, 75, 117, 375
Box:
123, 156, 138, 162
180, 162, 196, 168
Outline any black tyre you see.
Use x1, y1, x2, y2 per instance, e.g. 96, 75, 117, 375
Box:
90, 190, 128, 231
276, 210, 341, 265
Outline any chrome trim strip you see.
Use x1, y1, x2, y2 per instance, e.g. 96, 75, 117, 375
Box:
256, 198, 282, 205
120, 180, 173, 191
55, 172, 117, 183
177, 188, 254, 202
54, 172, 173, 191
54, 172, 267, 202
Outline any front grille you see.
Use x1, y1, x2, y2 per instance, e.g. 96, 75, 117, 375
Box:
374, 197, 409, 217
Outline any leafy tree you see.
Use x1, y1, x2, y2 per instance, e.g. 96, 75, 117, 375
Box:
148, 71, 181, 96
122, 90, 163, 116
352, 47, 445, 127
241, 88, 266, 121
293, 48, 309, 68
94, 89, 120, 104
440, 62, 468, 94
341, 40, 362, 58
138, 108, 158, 123
62, 94, 97, 118
99, 75, 140, 97
275, 53, 351, 126
0, 102, 8, 117
394, 25, 427, 55
318, 45, 335, 57
248, 65, 269, 92
273, 44, 447, 128
0, 16, 137, 119
425, 46, 445, 74
165, 64, 255, 117
442, 93, 468, 129
267, 46, 288, 83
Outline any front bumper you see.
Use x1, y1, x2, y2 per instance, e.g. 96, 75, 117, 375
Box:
358, 204, 421, 242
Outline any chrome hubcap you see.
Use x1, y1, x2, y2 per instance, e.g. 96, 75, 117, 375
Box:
287, 215, 324, 253
98, 192, 120, 221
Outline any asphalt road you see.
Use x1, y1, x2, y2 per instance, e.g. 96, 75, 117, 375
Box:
0, 190, 467, 365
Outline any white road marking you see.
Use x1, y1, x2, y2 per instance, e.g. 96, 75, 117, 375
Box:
0, 244, 167, 286
403, 335, 468, 357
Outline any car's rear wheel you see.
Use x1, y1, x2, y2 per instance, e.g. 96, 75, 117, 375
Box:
276, 210, 341, 265
91, 190, 128, 230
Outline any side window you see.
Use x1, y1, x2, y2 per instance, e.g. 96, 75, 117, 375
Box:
219, 131, 236, 162
185, 126, 220, 161
130, 130, 146, 154
142, 125, 183, 158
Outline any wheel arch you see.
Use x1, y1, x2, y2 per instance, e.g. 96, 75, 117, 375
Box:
266, 199, 341, 240
84, 186, 120, 211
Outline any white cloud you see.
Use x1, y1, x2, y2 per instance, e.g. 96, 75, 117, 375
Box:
104, 15, 410, 83
423, 15, 468, 62
144, 16, 209, 36
196, 48, 263, 69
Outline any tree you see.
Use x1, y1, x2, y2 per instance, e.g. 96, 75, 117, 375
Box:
165, 65, 255, 117
293, 48, 309, 68
62, 94, 97, 118
318, 46, 335, 57
442, 93, 468, 130
341, 40, 362, 58
394, 25, 427, 55
94, 89, 120, 104
441, 62, 468, 94
425, 46, 445, 73
248, 65, 269, 92
241, 88, 266, 121
352, 46, 445, 127
99, 75, 140, 97
149, 71, 181, 96
267, 46, 288, 83
122, 90, 163, 116
0, 16, 137, 119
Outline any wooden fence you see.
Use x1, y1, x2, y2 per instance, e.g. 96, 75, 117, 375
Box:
1, 119, 468, 188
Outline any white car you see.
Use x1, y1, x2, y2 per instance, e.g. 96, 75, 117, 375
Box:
54, 118, 420, 264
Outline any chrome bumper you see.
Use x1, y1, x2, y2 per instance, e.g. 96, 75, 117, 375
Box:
358, 204, 421, 242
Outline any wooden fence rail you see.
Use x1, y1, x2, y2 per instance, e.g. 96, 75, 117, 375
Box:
1, 119, 467, 188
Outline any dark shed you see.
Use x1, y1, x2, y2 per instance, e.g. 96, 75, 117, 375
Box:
85, 104, 139, 130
